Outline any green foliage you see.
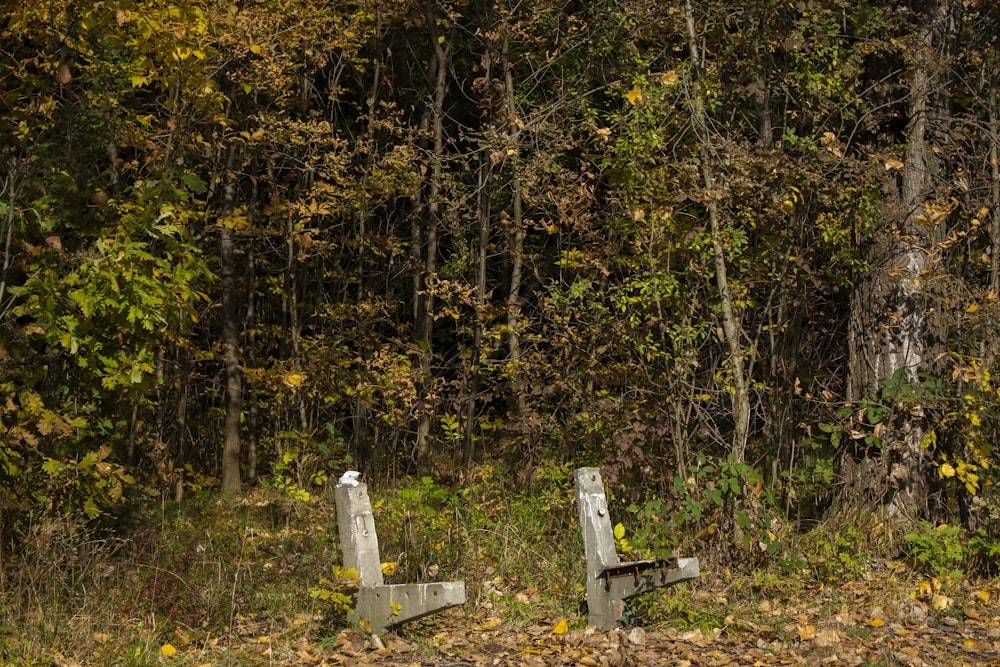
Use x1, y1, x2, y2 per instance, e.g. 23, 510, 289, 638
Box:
309, 566, 360, 619
796, 521, 880, 582
903, 521, 969, 578
968, 530, 1000, 576
633, 583, 720, 633
373, 475, 461, 583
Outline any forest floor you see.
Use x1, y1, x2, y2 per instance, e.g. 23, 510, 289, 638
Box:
8, 487, 1000, 666
40, 566, 1000, 667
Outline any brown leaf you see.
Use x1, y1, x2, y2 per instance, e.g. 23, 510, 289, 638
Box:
814, 628, 841, 647
56, 62, 73, 84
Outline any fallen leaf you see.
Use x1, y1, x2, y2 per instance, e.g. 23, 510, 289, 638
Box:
476, 617, 502, 631
932, 594, 953, 610
159, 643, 177, 658
798, 624, 817, 641
552, 618, 568, 635
814, 628, 841, 647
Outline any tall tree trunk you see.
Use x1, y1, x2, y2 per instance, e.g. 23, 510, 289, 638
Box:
0, 164, 19, 313
352, 15, 383, 473
844, 0, 959, 524
286, 213, 308, 432
465, 25, 495, 473
501, 28, 528, 419
413, 5, 449, 465
684, 0, 751, 466
246, 244, 258, 483
989, 53, 1000, 293
173, 348, 189, 503
220, 147, 243, 495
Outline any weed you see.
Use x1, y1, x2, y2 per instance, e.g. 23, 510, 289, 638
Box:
633, 583, 726, 633
903, 521, 968, 577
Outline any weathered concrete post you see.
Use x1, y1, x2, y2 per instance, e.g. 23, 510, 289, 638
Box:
575, 467, 700, 630
335, 481, 465, 633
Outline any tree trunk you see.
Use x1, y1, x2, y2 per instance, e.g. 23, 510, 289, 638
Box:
989, 53, 1000, 293
246, 244, 258, 483
352, 18, 384, 473
285, 213, 308, 432
502, 32, 525, 365
220, 147, 243, 495
684, 0, 751, 466
464, 28, 494, 473
413, 5, 449, 465
843, 0, 960, 524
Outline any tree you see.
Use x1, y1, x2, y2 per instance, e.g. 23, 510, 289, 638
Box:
844, 0, 963, 524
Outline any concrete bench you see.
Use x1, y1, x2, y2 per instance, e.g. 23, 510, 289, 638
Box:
574, 467, 700, 630
335, 479, 465, 633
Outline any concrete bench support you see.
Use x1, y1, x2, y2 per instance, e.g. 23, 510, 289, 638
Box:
574, 467, 700, 630
335, 482, 465, 633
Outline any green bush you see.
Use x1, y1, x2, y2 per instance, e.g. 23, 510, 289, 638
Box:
903, 521, 969, 577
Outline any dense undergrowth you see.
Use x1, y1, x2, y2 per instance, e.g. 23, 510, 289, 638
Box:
2, 465, 999, 665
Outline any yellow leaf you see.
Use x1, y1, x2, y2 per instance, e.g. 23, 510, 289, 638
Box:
160, 643, 178, 658
868, 617, 884, 627
477, 617, 502, 631
281, 372, 307, 388
359, 618, 373, 633
660, 70, 679, 85
250, 44, 263, 55
932, 594, 953, 610
940, 462, 956, 478
553, 618, 569, 634
380, 561, 398, 576
613, 522, 626, 540
798, 624, 817, 640
625, 86, 643, 105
